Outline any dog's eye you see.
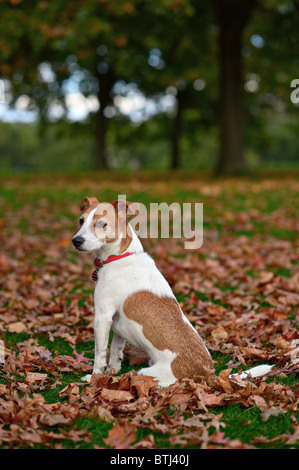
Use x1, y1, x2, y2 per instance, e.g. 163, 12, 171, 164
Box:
79, 218, 84, 226
97, 220, 107, 229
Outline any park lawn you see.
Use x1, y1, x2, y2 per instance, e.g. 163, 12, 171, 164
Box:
0, 170, 298, 449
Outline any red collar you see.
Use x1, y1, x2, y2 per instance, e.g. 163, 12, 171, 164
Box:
92, 252, 135, 281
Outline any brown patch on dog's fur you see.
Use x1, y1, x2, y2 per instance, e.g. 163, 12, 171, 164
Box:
123, 290, 219, 387
81, 204, 99, 220
80, 196, 99, 212
119, 223, 133, 253
79, 204, 98, 228
82, 202, 133, 249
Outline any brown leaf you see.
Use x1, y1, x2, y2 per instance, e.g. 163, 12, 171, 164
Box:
168, 392, 193, 412
58, 383, 80, 400
260, 408, 284, 422
7, 321, 26, 333
249, 395, 267, 411
97, 406, 114, 422
126, 346, 149, 366
39, 413, 71, 426
201, 391, 226, 407
19, 430, 43, 444
26, 372, 48, 383
258, 272, 274, 284
134, 434, 156, 449
100, 388, 134, 404
285, 426, 299, 445
240, 347, 268, 360
218, 369, 233, 393
130, 375, 158, 398
103, 422, 136, 449
211, 325, 229, 342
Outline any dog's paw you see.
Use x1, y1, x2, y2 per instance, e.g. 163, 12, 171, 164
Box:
81, 374, 92, 383
106, 362, 122, 374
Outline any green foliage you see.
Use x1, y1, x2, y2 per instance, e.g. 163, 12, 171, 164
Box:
0, 0, 299, 172
0, 121, 94, 173
1, 117, 299, 174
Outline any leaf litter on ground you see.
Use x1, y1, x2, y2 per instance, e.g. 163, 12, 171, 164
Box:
0, 173, 298, 448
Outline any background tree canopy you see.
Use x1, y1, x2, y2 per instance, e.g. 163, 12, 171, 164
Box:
0, 0, 299, 174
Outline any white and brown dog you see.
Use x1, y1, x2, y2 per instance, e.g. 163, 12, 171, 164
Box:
72, 196, 273, 388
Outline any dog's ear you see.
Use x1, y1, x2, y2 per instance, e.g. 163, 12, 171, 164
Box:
80, 197, 99, 212
111, 200, 139, 218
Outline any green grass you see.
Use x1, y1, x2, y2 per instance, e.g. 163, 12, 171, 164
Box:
212, 404, 296, 449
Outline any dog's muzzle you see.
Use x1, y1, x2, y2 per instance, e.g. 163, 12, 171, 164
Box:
72, 236, 84, 249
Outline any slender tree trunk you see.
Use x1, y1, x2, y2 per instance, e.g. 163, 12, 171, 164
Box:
171, 93, 183, 170
215, 0, 257, 175
95, 105, 108, 170
94, 68, 116, 170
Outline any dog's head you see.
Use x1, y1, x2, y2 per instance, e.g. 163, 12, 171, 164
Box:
72, 196, 139, 253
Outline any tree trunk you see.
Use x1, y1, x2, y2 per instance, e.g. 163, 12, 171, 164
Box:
171, 93, 183, 170
94, 68, 116, 170
215, 0, 257, 175
95, 105, 108, 170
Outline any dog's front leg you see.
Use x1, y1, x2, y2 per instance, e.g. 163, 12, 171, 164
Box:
81, 309, 113, 383
107, 333, 126, 374
93, 314, 112, 374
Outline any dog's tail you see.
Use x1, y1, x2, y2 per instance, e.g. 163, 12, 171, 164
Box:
229, 364, 274, 380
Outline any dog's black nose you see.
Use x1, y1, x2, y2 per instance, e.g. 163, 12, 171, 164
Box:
72, 236, 84, 248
